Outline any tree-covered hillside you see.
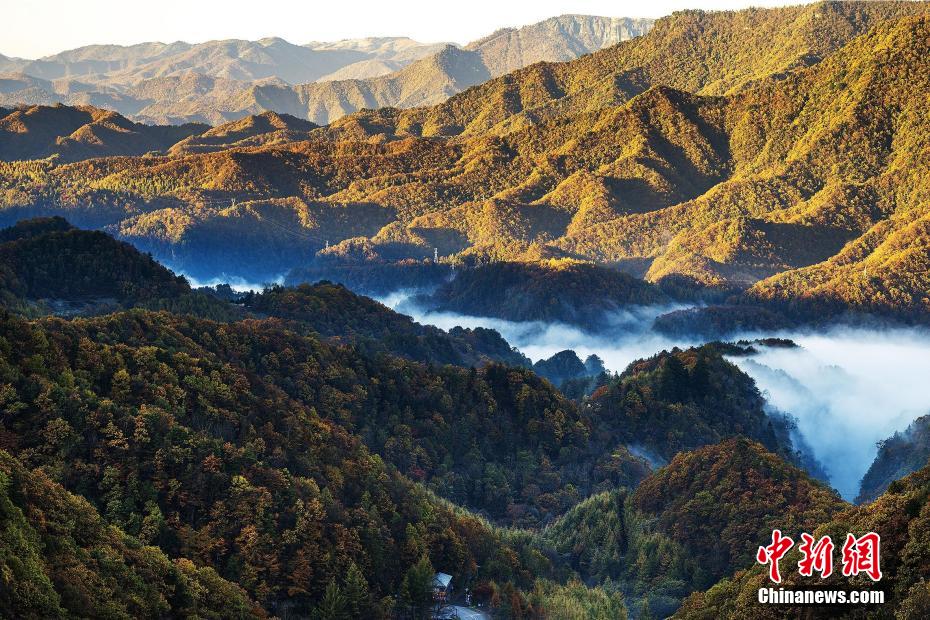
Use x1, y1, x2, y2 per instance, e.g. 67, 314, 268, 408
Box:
5, 4, 930, 616
245, 282, 530, 367
676, 454, 930, 618
0, 221, 848, 616
0, 309, 559, 615
3, 4, 930, 327
857, 414, 930, 505
0, 217, 238, 319
420, 261, 670, 324
586, 344, 818, 471
541, 439, 845, 617
0, 449, 258, 618
3, 219, 930, 617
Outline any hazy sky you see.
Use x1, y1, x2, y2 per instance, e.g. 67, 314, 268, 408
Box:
3, 0, 814, 59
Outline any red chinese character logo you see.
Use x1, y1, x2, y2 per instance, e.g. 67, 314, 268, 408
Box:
841, 532, 882, 581
757, 529, 794, 583
797, 533, 834, 578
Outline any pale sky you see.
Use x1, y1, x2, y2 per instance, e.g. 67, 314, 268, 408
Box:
2, 0, 815, 59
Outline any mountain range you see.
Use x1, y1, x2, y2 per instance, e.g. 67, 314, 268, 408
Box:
5, 4, 930, 617
0, 15, 652, 124
0, 217, 857, 617
2, 1, 929, 330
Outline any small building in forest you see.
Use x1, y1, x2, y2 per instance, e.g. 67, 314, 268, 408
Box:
433, 572, 453, 602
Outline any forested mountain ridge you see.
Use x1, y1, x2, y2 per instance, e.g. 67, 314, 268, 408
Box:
0, 217, 187, 300
541, 439, 845, 617
675, 454, 930, 618
418, 261, 671, 324
343, 0, 928, 139
856, 414, 930, 504
0, 217, 531, 365
0, 304, 844, 616
0, 104, 207, 161
0, 217, 239, 319
244, 282, 531, 367
586, 344, 822, 472
0, 270, 814, 532
0, 219, 850, 616
0, 309, 561, 614
167, 111, 318, 155
6, 217, 930, 616
2, 4, 930, 327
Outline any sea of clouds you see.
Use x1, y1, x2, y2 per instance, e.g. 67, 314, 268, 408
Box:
381, 291, 930, 501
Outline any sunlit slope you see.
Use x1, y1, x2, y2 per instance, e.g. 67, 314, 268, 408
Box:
351, 0, 929, 138
2, 5, 930, 318
0, 16, 651, 125
540, 438, 844, 617
0, 104, 206, 161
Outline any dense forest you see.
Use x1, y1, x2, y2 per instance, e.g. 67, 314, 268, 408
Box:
0, 309, 555, 615
585, 343, 822, 473
0, 218, 891, 618
0, 450, 258, 618
676, 454, 930, 618
245, 282, 530, 367
4, 1, 930, 616
857, 414, 930, 505
0, 216, 239, 320
419, 262, 670, 325
543, 439, 845, 617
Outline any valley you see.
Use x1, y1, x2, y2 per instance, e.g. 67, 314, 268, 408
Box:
385, 289, 930, 501
4, 2, 930, 618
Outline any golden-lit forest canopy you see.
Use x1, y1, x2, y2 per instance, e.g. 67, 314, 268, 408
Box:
0, 309, 553, 614
542, 438, 845, 617
675, 453, 930, 619
0, 305, 820, 615
2, 3, 930, 322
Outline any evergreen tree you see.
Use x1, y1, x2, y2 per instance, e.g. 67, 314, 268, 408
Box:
343, 562, 371, 619
657, 355, 689, 402
689, 354, 711, 401
315, 580, 347, 620
639, 595, 657, 620
401, 555, 435, 620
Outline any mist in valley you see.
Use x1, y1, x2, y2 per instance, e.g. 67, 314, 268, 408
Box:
173, 270, 930, 502
729, 329, 930, 501
381, 290, 930, 502
178, 270, 285, 293
381, 289, 700, 368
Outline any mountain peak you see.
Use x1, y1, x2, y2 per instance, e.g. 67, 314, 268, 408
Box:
0, 15, 653, 126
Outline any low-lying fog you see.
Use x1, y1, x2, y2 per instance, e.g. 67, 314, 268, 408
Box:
179, 271, 284, 293
730, 331, 930, 500
382, 291, 930, 502
381, 290, 700, 369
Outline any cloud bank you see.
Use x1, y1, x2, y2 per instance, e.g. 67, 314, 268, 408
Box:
383, 292, 930, 501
